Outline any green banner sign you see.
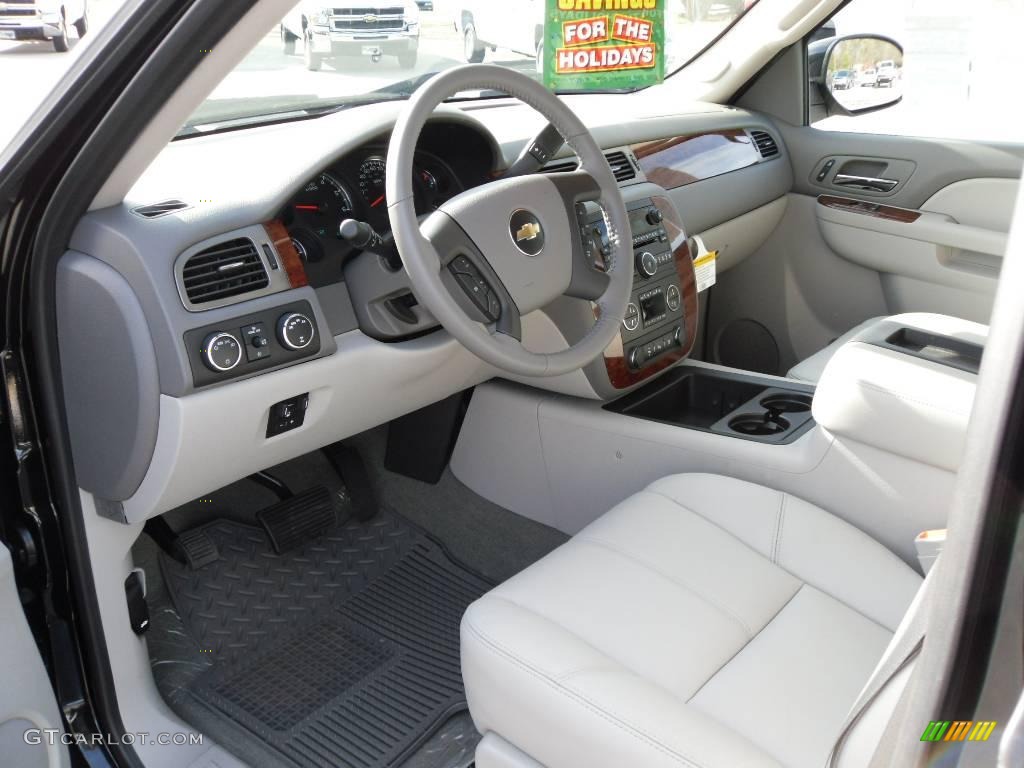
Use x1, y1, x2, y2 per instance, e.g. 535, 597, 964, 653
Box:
543, 0, 665, 91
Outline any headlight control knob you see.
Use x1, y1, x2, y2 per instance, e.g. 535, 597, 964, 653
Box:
278, 312, 316, 350
202, 332, 242, 372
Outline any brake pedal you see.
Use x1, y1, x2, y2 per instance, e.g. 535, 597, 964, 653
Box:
257, 486, 337, 554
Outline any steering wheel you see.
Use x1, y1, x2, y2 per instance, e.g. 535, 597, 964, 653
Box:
386, 64, 632, 377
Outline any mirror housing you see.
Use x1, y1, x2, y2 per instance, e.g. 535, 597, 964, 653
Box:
808, 34, 903, 117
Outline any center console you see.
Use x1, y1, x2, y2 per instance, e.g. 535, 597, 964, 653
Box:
584, 195, 698, 389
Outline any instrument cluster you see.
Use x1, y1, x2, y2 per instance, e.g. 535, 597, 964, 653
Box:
280, 148, 464, 288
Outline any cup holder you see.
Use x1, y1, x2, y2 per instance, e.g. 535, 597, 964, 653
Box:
760, 393, 813, 414
728, 414, 791, 436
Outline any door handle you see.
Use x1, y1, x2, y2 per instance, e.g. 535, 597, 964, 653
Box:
833, 174, 900, 193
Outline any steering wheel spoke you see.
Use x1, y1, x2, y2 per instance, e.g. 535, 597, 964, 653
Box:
544, 170, 613, 301
421, 210, 523, 340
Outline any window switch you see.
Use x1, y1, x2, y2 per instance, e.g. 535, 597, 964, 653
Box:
266, 393, 308, 438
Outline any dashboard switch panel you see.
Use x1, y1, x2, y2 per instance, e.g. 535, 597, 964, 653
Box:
267, 393, 308, 438
185, 300, 321, 388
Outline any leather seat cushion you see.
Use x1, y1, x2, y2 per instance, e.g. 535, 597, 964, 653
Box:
461, 473, 922, 768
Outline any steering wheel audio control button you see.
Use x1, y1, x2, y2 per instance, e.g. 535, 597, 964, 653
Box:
449, 259, 499, 321
623, 302, 640, 332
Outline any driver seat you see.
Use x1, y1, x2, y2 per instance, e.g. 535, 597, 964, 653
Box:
461, 473, 924, 768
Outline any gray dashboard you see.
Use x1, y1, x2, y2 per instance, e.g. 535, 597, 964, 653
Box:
61, 97, 791, 516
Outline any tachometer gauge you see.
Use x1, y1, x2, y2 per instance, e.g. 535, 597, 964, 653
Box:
290, 173, 356, 238
358, 156, 388, 210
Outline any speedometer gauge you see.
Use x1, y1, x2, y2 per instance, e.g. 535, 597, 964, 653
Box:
358, 156, 388, 210
290, 173, 355, 231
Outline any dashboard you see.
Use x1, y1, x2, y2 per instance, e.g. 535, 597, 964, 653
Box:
280, 121, 498, 288
62, 100, 792, 523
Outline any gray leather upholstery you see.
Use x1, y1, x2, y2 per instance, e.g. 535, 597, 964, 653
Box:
788, 317, 885, 382
787, 312, 988, 383
461, 473, 922, 768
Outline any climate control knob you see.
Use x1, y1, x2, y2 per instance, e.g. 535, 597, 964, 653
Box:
636, 251, 658, 278
202, 332, 242, 372
278, 312, 316, 351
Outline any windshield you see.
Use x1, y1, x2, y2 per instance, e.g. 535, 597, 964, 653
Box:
180, 0, 756, 136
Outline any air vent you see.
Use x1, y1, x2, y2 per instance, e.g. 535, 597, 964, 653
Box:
750, 130, 779, 159
181, 238, 268, 306
130, 199, 190, 218
604, 151, 637, 183
541, 150, 637, 183
541, 159, 579, 174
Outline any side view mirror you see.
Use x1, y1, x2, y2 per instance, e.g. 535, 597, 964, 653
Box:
808, 34, 903, 117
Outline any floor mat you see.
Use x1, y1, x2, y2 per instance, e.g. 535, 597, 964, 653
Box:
159, 509, 491, 768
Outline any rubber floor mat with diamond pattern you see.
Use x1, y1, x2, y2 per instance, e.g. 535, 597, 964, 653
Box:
159, 510, 491, 768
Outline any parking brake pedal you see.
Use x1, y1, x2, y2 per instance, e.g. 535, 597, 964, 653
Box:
257, 486, 337, 554
177, 528, 220, 570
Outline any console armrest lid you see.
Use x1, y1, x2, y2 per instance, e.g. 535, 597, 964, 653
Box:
813, 341, 977, 472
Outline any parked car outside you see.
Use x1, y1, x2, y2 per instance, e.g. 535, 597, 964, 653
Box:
0, 0, 87, 51
876, 59, 897, 86
860, 67, 877, 86
830, 68, 853, 90
281, 1, 420, 71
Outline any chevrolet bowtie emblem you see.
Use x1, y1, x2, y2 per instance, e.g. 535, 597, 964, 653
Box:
516, 222, 541, 242
364, 14, 378, 22
509, 210, 545, 256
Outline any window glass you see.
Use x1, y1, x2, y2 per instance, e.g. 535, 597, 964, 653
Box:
181, 0, 760, 136
811, 0, 1024, 142
0, 0, 130, 147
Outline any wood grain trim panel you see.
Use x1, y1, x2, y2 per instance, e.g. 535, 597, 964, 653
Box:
603, 196, 699, 389
263, 220, 309, 288
817, 195, 921, 223
632, 129, 759, 190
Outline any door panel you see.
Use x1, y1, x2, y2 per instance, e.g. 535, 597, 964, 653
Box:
921, 177, 1020, 232
0, 544, 69, 768
704, 123, 1021, 375
781, 124, 1024, 208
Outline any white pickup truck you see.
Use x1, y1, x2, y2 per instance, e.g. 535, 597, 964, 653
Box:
281, 1, 421, 71
453, 0, 544, 65
0, 0, 87, 52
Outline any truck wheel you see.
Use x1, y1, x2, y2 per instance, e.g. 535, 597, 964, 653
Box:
398, 51, 417, 69
74, 12, 88, 38
304, 31, 322, 71
282, 25, 297, 55
52, 13, 69, 52
463, 22, 484, 63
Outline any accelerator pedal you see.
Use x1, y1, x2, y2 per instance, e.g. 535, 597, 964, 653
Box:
257, 486, 337, 554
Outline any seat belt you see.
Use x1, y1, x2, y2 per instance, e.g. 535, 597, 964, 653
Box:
827, 559, 941, 767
